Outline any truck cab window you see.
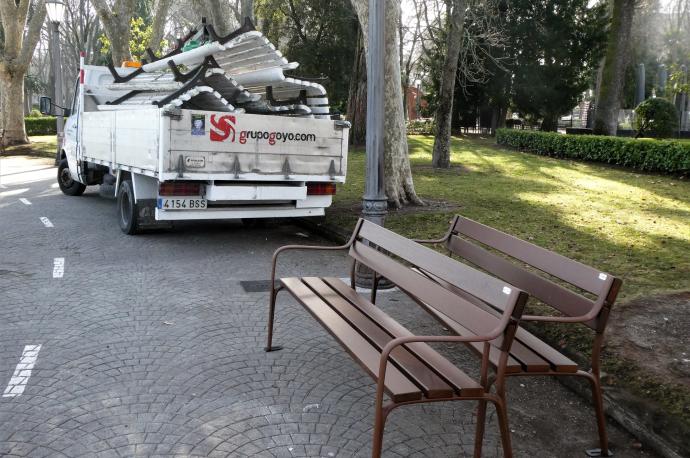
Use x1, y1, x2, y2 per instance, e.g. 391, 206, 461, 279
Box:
70, 77, 79, 113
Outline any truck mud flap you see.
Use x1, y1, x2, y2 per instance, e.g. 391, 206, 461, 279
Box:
137, 199, 173, 230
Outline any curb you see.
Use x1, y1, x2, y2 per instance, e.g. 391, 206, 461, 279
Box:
298, 216, 686, 458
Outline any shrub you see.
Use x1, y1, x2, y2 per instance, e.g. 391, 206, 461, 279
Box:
29, 108, 43, 117
634, 98, 678, 139
407, 119, 434, 135
25, 117, 57, 136
496, 128, 690, 173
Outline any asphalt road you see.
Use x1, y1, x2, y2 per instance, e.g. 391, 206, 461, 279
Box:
0, 156, 657, 457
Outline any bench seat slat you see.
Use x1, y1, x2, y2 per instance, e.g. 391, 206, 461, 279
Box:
513, 328, 578, 373
323, 277, 485, 397
302, 277, 455, 399
280, 277, 422, 403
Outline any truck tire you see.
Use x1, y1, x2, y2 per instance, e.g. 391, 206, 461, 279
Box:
57, 160, 86, 196
117, 179, 138, 235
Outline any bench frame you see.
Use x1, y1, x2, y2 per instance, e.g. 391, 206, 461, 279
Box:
266, 219, 531, 457
410, 215, 622, 457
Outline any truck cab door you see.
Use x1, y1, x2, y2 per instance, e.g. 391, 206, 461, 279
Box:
62, 77, 81, 182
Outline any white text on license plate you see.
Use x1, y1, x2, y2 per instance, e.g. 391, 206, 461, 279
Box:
158, 198, 207, 210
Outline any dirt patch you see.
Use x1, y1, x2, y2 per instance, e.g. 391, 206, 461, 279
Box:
608, 291, 690, 388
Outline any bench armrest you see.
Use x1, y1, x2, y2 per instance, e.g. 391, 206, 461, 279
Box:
375, 323, 511, 396
270, 220, 363, 293
412, 237, 448, 245
412, 216, 458, 245
521, 304, 604, 324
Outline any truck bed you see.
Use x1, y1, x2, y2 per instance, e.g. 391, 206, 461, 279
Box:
82, 107, 348, 182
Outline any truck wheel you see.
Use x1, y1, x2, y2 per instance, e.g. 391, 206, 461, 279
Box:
117, 179, 138, 235
57, 160, 86, 196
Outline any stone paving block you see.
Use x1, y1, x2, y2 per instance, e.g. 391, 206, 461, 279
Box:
0, 159, 659, 458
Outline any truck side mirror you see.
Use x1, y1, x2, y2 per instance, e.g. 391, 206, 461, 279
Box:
39, 96, 53, 116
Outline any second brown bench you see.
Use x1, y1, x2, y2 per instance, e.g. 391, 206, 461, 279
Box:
410, 215, 622, 457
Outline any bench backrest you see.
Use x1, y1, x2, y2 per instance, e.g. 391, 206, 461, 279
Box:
349, 219, 529, 347
446, 216, 622, 331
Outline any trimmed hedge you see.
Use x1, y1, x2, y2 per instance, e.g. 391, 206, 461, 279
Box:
25, 117, 57, 136
496, 128, 690, 173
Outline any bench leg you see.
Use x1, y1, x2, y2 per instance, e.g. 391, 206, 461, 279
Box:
371, 403, 393, 458
473, 399, 488, 458
265, 286, 284, 352
491, 397, 513, 458
586, 375, 611, 456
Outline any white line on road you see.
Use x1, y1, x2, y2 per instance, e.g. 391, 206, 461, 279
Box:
19, 198, 31, 205
53, 258, 65, 278
40, 217, 54, 228
2, 345, 42, 398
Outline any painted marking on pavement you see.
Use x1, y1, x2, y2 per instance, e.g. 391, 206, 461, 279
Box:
19, 198, 31, 205
53, 258, 65, 278
2, 345, 42, 398
40, 217, 54, 228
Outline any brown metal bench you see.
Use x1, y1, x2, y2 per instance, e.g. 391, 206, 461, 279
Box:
412, 215, 622, 457
266, 219, 529, 457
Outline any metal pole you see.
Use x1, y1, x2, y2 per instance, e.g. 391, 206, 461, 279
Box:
52, 21, 64, 163
356, 0, 387, 288
361, 0, 387, 226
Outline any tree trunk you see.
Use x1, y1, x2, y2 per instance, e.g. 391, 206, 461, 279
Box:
431, 0, 466, 168
241, 0, 254, 22
541, 114, 559, 132
148, 0, 172, 54
350, 0, 422, 207
109, 22, 133, 64
593, 0, 635, 136
346, 31, 367, 146
1, 74, 29, 145
92, 0, 135, 64
0, 0, 45, 146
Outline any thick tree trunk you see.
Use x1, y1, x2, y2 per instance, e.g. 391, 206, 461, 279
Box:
92, 0, 135, 64
148, 0, 172, 54
346, 31, 367, 146
350, 0, 422, 207
109, 22, 132, 64
431, 0, 466, 168
1, 74, 29, 145
0, 0, 46, 146
593, 0, 635, 136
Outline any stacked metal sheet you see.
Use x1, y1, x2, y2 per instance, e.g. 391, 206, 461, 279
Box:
102, 19, 332, 119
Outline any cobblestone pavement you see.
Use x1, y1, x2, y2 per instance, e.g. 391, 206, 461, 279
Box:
0, 156, 656, 457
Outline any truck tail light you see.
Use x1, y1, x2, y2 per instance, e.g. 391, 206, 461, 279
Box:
159, 182, 202, 196
307, 182, 337, 196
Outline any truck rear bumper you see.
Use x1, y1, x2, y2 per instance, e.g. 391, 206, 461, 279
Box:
155, 206, 325, 221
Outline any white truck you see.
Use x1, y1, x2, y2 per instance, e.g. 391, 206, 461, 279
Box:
41, 19, 348, 234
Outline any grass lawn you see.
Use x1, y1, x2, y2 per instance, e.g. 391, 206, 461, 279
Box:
2, 135, 57, 157
329, 134, 690, 427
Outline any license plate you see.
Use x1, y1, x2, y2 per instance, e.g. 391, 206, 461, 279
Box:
158, 198, 207, 210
